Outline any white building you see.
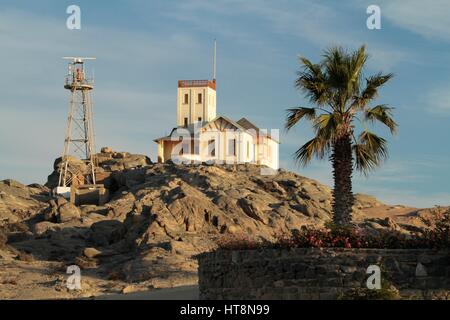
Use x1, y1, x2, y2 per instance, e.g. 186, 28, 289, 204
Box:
154, 79, 279, 170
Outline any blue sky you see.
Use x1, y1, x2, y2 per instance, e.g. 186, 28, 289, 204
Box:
0, 0, 449, 207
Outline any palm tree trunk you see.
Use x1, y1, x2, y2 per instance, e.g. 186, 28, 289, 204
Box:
331, 135, 354, 227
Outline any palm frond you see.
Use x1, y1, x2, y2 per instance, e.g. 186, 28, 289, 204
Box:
296, 57, 330, 106
353, 130, 388, 174
294, 136, 331, 166
347, 45, 367, 96
365, 104, 398, 134
299, 57, 322, 76
352, 72, 394, 109
313, 113, 338, 141
323, 46, 348, 91
285, 107, 317, 131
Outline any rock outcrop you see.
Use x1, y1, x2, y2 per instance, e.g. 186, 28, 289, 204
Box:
45, 148, 152, 189
0, 161, 447, 299
0, 179, 50, 225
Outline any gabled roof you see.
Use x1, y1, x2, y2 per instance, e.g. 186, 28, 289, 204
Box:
237, 117, 279, 143
154, 115, 279, 144
200, 115, 246, 131
237, 117, 259, 131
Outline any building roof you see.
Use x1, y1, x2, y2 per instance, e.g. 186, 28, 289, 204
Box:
200, 115, 245, 131
178, 79, 216, 90
153, 123, 199, 142
154, 115, 279, 143
237, 117, 279, 143
237, 117, 259, 131
153, 134, 172, 142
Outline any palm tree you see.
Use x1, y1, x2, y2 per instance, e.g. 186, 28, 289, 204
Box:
285, 45, 397, 227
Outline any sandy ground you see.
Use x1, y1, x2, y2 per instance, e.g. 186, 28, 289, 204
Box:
0, 257, 199, 299
95, 285, 199, 300
362, 205, 418, 218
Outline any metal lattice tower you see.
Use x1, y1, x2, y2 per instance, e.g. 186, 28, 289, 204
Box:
58, 57, 97, 190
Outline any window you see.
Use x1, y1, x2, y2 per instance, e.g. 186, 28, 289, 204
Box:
208, 139, 216, 157
184, 117, 188, 127
247, 141, 250, 158
198, 117, 202, 122
184, 93, 189, 104
228, 138, 236, 156
198, 93, 202, 104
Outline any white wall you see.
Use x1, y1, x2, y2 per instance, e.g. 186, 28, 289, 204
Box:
166, 122, 279, 170
177, 86, 216, 127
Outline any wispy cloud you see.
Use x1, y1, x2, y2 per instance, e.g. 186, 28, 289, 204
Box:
380, 0, 450, 42
423, 85, 450, 116
164, 0, 411, 71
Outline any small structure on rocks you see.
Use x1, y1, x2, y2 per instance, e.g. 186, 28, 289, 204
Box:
46, 148, 151, 206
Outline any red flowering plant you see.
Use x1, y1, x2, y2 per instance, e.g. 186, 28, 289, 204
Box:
276, 225, 374, 249
217, 211, 450, 250
282, 223, 449, 249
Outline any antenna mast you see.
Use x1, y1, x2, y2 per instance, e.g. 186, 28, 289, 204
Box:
212, 39, 217, 81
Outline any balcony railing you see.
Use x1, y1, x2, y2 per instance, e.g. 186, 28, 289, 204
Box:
65, 75, 94, 88
178, 80, 216, 90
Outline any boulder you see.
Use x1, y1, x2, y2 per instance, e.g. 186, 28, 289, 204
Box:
122, 285, 140, 294
89, 220, 126, 246
113, 152, 130, 159
43, 204, 58, 222
80, 205, 109, 216
45, 156, 87, 189
57, 203, 81, 223
381, 217, 401, 231
101, 146, 113, 153
0, 228, 7, 247
237, 197, 269, 224
0, 180, 50, 224
83, 247, 102, 259
56, 197, 68, 207
2, 179, 26, 189
34, 221, 61, 236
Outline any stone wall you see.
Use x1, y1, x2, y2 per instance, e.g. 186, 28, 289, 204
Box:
197, 248, 450, 300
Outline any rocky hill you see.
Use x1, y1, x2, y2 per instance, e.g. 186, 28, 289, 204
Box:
0, 152, 446, 299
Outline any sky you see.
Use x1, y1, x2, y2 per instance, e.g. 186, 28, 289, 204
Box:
0, 0, 449, 208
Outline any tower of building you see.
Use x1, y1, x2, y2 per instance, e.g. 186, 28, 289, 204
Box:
176, 79, 216, 127
176, 40, 217, 127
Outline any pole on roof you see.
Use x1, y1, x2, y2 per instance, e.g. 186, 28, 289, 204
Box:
212, 39, 217, 81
